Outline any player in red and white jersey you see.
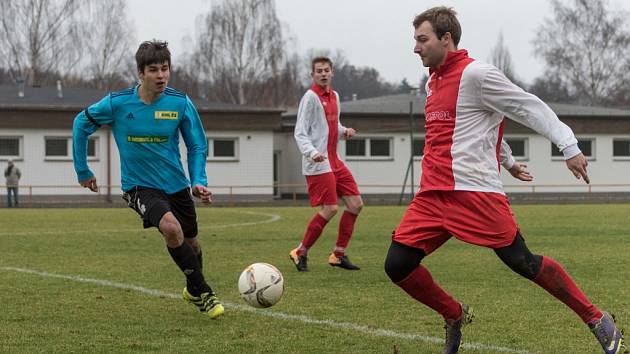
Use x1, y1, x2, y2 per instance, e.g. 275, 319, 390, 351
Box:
383, 7, 625, 354
289, 57, 363, 272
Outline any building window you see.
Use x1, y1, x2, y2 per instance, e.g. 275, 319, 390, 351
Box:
551, 138, 595, 160
0, 136, 22, 159
370, 138, 390, 156
46, 138, 68, 156
45, 137, 98, 160
87, 138, 97, 157
505, 138, 528, 160
412, 137, 425, 158
207, 137, 238, 160
346, 137, 392, 159
613, 139, 630, 159
346, 139, 366, 156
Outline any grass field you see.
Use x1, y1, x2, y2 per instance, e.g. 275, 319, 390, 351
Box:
1, 204, 629, 354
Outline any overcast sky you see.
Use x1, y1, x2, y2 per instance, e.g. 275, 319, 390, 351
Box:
128, 0, 630, 87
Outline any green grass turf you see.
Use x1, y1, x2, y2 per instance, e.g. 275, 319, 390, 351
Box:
0, 205, 628, 353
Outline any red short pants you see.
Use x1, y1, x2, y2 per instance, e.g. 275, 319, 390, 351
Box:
393, 190, 518, 255
305, 165, 360, 207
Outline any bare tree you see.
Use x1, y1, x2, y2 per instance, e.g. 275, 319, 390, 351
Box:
169, 65, 203, 99
263, 52, 304, 107
529, 73, 573, 103
332, 65, 398, 101
0, 68, 12, 85
390, 78, 418, 95
489, 31, 522, 86
0, 0, 83, 86
75, 0, 136, 90
194, 0, 286, 105
303, 48, 348, 78
533, 0, 630, 105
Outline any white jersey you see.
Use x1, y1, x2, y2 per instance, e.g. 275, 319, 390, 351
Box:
294, 88, 347, 176
421, 49, 580, 194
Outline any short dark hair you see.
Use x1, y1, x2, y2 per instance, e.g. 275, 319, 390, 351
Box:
311, 56, 333, 72
135, 40, 171, 73
413, 6, 461, 46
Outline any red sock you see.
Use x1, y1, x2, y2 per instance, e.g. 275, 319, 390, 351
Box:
334, 210, 358, 257
299, 213, 329, 256
533, 256, 602, 323
396, 265, 461, 322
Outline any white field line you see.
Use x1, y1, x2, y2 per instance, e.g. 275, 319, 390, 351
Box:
0, 210, 282, 237
2, 267, 530, 354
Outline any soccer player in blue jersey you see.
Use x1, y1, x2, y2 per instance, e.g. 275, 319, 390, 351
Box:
72, 40, 224, 319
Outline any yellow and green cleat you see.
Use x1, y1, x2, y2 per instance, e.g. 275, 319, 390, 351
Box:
182, 287, 225, 319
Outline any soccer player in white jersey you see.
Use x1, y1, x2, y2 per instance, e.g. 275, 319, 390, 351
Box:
290, 57, 363, 272
383, 6, 626, 354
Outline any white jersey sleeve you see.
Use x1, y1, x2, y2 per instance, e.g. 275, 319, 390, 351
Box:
480, 66, 580, 160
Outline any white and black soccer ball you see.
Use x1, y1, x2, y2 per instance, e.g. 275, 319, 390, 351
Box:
238, 263, 284, 308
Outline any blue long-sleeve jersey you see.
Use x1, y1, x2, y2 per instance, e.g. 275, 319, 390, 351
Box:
72, 86, 208, 194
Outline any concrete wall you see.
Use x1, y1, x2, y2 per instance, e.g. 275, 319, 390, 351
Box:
201, 131, 274, 195
343, 133, 420, 195
274, 132, 308, 196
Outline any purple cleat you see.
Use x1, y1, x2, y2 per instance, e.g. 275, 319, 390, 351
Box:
589, 312, 627, 354
444, 303, 474, 354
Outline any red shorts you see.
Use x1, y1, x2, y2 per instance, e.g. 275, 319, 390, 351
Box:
393, 190, 518, 255
305, 165, 360, 207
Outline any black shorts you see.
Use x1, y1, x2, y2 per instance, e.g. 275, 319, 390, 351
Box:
122, 187, 198, 238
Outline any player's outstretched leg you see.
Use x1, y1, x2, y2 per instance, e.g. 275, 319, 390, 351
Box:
495, 233, 627, 352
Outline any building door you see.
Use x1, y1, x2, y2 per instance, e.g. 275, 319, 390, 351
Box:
273, 150, 280, 198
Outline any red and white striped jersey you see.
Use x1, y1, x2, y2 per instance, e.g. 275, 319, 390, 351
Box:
420, 50, 580, 194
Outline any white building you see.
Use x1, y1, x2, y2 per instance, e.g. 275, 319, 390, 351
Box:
0, 85, 282, 203
2, 86, 630, 204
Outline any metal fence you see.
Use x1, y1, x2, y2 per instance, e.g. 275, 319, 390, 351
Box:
3, 183, 630, 207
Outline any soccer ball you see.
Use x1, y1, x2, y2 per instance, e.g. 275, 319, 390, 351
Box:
238, 263, 284, 308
